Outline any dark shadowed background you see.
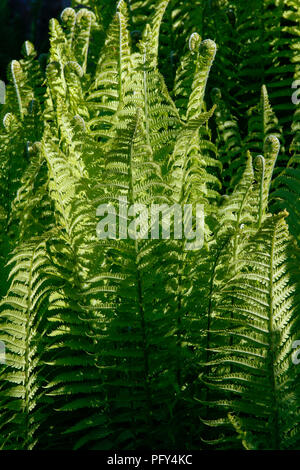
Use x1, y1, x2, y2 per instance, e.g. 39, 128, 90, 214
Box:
0, 0, 71, 79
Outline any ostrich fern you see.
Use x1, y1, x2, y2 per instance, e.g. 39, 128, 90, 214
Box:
0, 0, 299, 450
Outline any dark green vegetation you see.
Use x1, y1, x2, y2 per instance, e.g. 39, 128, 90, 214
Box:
0, 0, 300, 450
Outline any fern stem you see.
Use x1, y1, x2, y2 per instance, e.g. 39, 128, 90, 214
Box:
128, 112, 152, 421
135, 250, 151, 417
233, 181, 252, 264
143, 51, 151, 149
24, 253, 33, 449
268, 220, 280, 449
117, 12, 124, 106
256, 155, 265, 229
176, 266, 184, 387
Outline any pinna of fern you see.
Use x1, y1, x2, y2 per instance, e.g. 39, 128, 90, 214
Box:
201, 211, 300, 450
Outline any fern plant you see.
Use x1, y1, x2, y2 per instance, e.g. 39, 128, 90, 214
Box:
0, 0, 299, 450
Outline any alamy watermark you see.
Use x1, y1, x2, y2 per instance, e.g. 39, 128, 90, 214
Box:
0, 80, 5, 105
292, 80, 300, 105
96, 198, 204, 251
0, 341, 5, 365
292, 340, 300, 365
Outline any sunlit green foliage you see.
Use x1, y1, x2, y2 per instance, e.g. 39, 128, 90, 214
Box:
0, 0, 299, 450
